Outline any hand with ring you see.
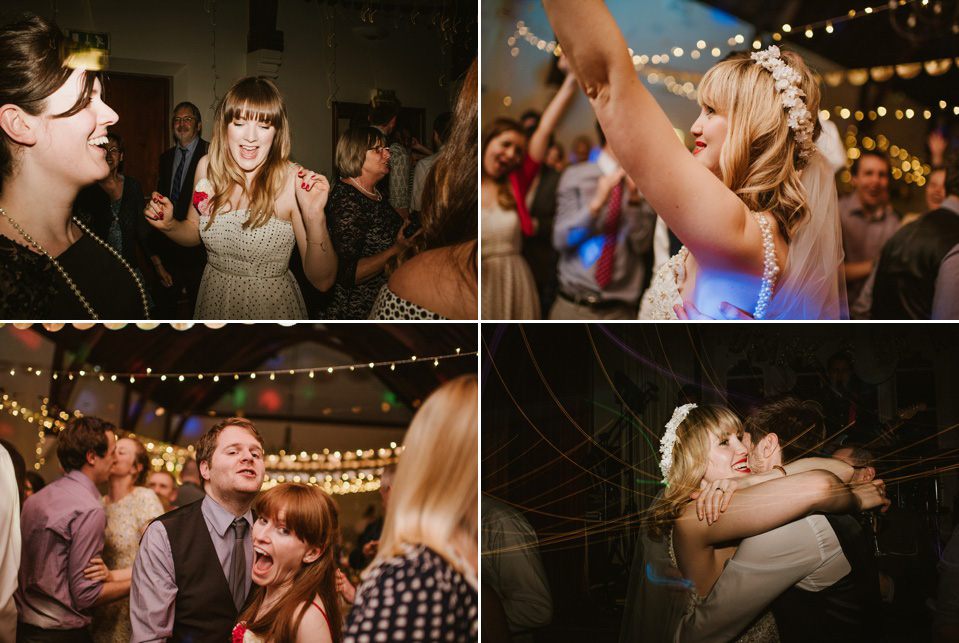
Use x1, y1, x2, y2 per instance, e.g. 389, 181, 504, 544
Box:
690, 478, 740, 524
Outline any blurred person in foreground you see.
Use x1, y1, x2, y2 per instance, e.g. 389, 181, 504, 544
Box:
342, 375, 478, 641
369, 60, 478, 319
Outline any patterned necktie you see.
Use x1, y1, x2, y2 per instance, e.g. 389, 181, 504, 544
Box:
228, 517, 248, 610
170, 147, 188, 208
595, 179, 624, 289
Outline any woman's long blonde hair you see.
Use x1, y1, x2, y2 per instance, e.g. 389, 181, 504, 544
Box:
698, 50, 822, 242
645, 405, 744, 540
368, 374, 477, 577
205, 76, 291, 230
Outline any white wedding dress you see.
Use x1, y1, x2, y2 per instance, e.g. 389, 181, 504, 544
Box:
668, 529, 780, 643
638, 153, 848, 320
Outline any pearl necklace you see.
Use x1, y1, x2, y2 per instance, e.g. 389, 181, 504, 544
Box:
349, 177, 382, 200
0, 207, 151, 320
751, 211, 780, 319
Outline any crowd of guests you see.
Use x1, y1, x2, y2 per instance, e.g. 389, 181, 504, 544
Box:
0, 374, 477, 642
482, 54, 959, 320
0, 12, 476, 321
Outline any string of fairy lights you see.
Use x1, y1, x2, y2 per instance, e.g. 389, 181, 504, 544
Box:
0, 388, 406, 496
838, 124, 933, 185
0, 343, 476, 494
0, 347, 473, 383
1, 322, 290, 331
507, 0, 958, 107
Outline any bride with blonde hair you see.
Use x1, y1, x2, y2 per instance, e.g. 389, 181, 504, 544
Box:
145, 77, 336, 319
630, 404, 887, 641
542, 1, 847, 319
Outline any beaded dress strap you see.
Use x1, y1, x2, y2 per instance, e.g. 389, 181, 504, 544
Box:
751, 212, 780, 319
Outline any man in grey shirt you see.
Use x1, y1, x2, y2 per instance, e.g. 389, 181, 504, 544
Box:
840, 152, 900, 305
550, 122, 656, 319
131, 418, 265, 642
15, 417, 128, 642
410, 111, 452, 213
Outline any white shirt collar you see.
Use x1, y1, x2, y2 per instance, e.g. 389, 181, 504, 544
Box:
596, 149, 620, 176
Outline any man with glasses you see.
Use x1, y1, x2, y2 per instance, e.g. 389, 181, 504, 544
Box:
153, 101, 209, 318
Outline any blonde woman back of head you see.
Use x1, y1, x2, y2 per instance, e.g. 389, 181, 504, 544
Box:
543, 0, 846, 320
342, 374, 478, 643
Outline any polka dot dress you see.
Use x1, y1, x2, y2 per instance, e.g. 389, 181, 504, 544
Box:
194, 208, 307, 320
343, 545, 478, 643
368, 285, 445, 320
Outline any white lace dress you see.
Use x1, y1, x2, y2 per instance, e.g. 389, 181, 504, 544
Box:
669, 529, 780, 642
639, 247, 689, 319
193, 184, 307, 320
639, 212, 779, 320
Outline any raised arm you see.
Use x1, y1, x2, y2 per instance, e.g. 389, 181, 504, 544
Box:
527, 63, 578, 163
290, 166, 338, 292
693, 456, 857, 522
678, 469, 876, 547
541, 0, 756, 269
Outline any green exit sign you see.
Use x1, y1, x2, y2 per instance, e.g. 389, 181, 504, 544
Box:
68, 30, 111, 53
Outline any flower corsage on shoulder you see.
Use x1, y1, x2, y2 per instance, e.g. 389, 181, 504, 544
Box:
192, 178, 213, 217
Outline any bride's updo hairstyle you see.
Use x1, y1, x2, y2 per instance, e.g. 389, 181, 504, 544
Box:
645, 405, 743, 540
697, 50, 822, 242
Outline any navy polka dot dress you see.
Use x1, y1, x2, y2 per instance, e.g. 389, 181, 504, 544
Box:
343, 545, 477, 642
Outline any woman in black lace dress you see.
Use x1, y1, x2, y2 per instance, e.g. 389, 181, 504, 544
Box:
324, 127, 417, 319
0, 14, 150, 319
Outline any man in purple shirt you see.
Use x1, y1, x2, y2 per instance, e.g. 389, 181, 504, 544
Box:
840, 152, 900, 305
130, 418, 265, 642
15, 417, 129, 642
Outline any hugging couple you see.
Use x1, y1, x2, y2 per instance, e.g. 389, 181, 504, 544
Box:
623, 397, 890, 643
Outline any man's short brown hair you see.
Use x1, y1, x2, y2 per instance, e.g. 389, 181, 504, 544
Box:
57, 417, 115, 473
745, 397, 827, 463
195, 417, 264, 469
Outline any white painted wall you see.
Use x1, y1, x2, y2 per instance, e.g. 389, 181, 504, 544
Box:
7, 0, 463, 176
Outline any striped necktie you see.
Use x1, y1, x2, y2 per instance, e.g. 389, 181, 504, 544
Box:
595, 179, 624, 289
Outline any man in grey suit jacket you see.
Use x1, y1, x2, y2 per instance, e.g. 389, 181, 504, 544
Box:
550, 123, 655, 320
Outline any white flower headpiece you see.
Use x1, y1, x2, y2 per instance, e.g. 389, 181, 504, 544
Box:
750, 46, 817, 162
659, 403, 697, 484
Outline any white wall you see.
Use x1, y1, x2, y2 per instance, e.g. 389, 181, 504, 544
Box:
8, 0, 462, 176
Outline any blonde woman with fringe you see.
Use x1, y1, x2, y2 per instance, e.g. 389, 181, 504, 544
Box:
145, 77, 336, 319
343, 374, 477, 642
543, 1, 847, 320
632, 404, 887, 642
